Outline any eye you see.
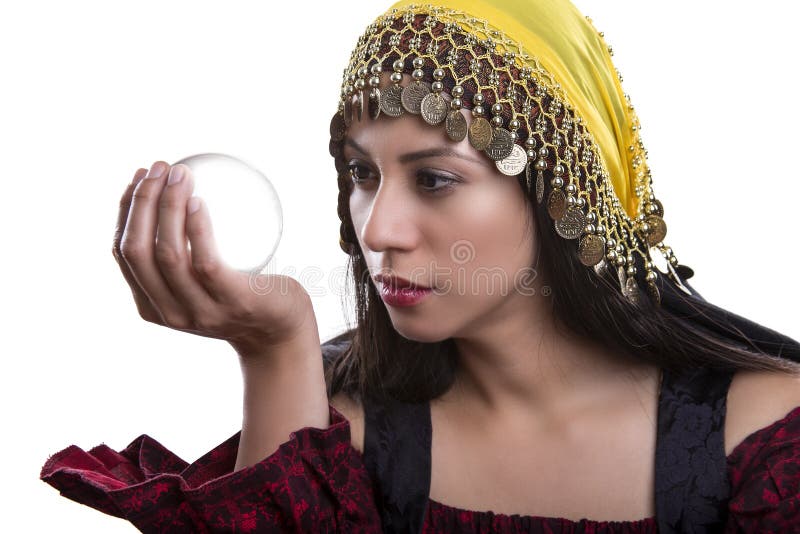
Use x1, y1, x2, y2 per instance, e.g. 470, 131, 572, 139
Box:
417, 171, 459, 194
347, 161, 460, 195
347, 163, 374, 185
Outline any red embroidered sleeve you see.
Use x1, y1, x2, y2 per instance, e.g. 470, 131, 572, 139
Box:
725, 405, 800, 533
40, 404, 382, 533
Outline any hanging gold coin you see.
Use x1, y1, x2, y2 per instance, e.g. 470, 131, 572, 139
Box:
524, 161, 532, 191
368, 88, 381, 120
329, 112, 345, 142
445, 110, 468, 141
644, 214, 667, 246
468, 117, 492, 151
624, 276, 641, 305
578, 234, 605, 266
495, 144, 527, 176
647, 246, 670, 275
536, 170, 544, 204
546, 189, 567, 220
593, 258, 609, 277
355, 91, 364, 122
401, 81, 431, 114
380, 85, 404, 117
554, 207, 585, 239
420, 92, 448, 125
617, 265, 627, 291
646, 280, 661, 305
344, 96, 353, 127
650, 198, 664, 217
485, 127, 514, 161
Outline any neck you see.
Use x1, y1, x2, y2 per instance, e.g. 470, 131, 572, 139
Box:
447, 297, 657, 422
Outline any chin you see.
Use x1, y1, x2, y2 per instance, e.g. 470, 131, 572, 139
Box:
389, 320, 451, 344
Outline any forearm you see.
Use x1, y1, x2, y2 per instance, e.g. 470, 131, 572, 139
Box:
234, 321, 329, 472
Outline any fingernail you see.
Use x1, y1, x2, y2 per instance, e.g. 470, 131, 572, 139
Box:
188, 196, 201, 214
167, 165, 184, 185
147, 162, 166, 179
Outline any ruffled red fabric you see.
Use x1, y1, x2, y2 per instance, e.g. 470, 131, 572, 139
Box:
41, 404, 382, 533
41, 405, 800, 533
725, 405, 800, 533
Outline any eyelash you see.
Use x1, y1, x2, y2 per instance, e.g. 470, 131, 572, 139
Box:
347, 163, 458, 195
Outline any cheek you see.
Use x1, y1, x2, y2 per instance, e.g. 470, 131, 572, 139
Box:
436, 184, 534, 297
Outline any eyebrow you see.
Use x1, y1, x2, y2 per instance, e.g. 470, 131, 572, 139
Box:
344, 137, 488, 166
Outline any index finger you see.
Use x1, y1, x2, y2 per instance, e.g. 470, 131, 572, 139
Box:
113, 168, 148, 260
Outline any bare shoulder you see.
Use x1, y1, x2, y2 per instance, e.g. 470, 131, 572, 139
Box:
330, 390, 366, 455
725, 368, 800, 456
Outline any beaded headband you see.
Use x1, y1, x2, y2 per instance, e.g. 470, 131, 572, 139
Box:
329, 2, 691, 307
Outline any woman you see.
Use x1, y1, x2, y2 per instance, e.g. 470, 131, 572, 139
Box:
42, 0, 800, 532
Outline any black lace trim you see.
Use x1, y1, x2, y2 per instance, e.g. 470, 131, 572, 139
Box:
360, 360, 736, 533
655, 366, 734, 533
363, 396, 432, 534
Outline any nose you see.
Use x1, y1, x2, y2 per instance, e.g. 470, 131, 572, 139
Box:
358, 179, 420, 253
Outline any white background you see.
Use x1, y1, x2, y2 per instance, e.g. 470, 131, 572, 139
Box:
2, 1, 798, 532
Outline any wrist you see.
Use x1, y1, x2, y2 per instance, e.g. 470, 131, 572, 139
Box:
230, 301, 321, 363
235, 330, 322, 374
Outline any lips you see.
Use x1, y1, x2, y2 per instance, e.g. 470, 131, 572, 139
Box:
373, 274, 431, 290
377, 283, 433, 307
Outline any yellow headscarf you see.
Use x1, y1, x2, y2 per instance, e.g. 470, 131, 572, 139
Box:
332, 0, 676, 304
388, 0, 639, 219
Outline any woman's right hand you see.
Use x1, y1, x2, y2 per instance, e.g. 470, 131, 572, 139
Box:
112, 160, 317, 358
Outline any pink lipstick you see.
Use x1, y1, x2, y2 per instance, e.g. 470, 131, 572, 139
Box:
379, 284, 433, 307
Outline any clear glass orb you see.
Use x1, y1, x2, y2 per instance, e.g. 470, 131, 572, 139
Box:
172, 153, 282, 274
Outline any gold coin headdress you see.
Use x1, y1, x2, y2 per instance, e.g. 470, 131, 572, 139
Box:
330, 0, 690, 307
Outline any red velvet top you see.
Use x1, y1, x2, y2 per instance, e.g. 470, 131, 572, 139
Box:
41, 404, 800, 533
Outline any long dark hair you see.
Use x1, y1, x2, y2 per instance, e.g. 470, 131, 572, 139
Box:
323, 144, 800, 405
